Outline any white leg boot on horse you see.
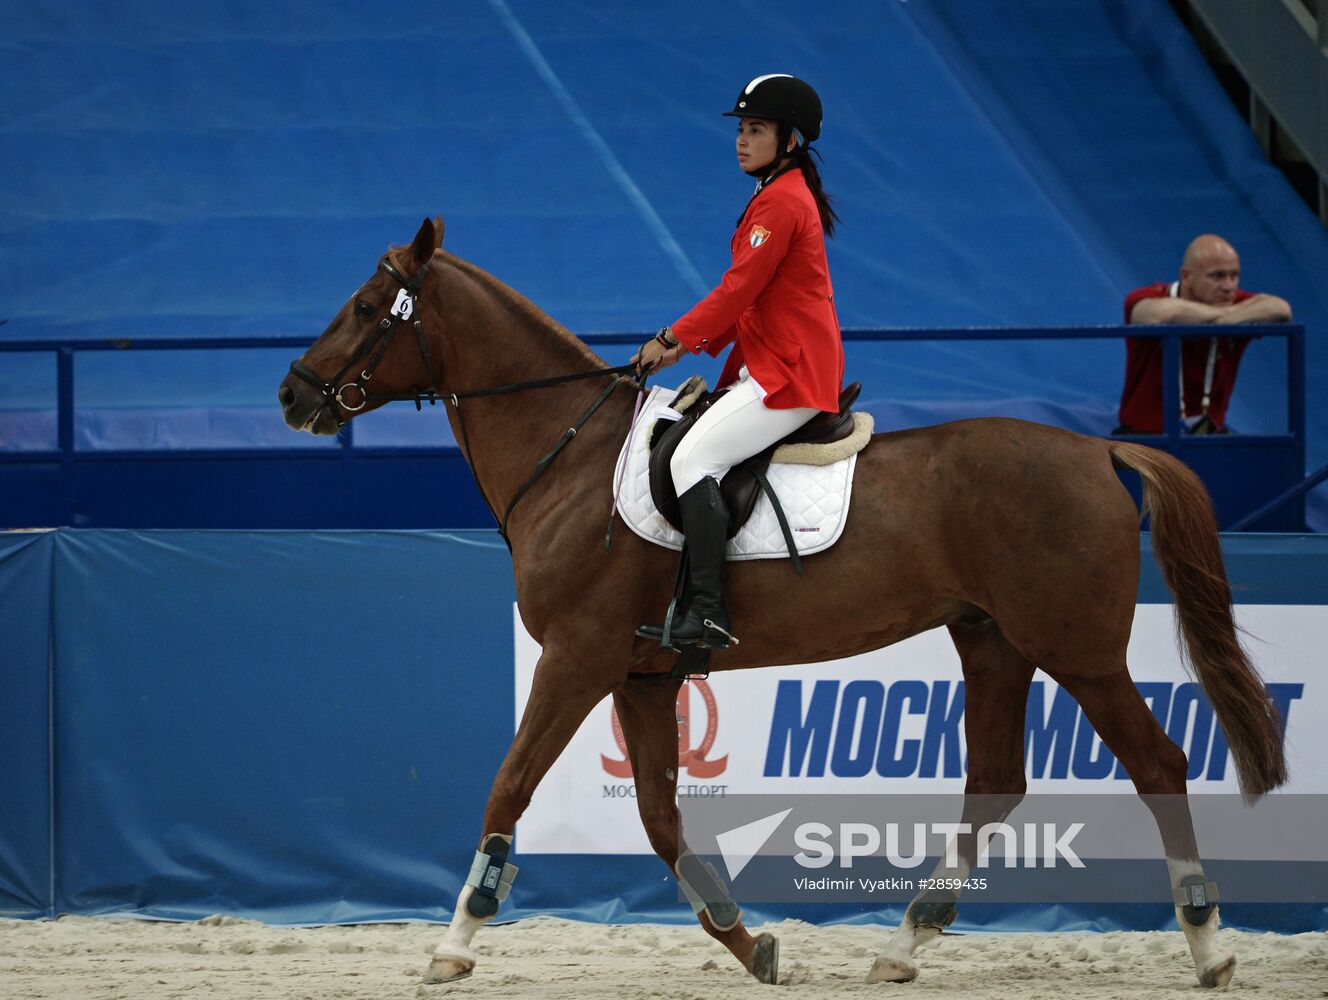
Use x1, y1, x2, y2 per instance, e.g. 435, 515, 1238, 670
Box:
612, 677, 780, 984
1170, 858, 1235, 988
424, 650, 616, 985
427, 835, 513, 983
870, 620, 1033, 984
869, 864, 969, 984
1052, 668, 1236, 988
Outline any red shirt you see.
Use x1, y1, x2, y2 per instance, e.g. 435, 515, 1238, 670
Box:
1117, 282, 1255, 433
671, 169, 844, 412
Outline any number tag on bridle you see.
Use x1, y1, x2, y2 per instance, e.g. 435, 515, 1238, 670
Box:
391, 288, 415, 320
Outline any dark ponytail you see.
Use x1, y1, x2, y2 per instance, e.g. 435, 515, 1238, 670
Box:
748, 122, 839, 236
767, 122, 839, 238
797, 147, 839, 238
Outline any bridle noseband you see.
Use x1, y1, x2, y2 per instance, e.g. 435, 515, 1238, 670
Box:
288, 255, 642, 543
288, 256, 440, 425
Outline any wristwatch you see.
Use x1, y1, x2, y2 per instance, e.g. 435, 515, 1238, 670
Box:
655, 326, 680, 349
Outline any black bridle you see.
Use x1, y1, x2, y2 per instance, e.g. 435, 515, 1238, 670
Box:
289, 256, 439, 420
288, 255, 640, 542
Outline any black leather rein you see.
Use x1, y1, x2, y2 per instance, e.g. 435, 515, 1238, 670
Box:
289, 256, 640, 543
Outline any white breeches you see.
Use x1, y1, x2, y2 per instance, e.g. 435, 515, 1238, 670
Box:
670, 368, 819, 495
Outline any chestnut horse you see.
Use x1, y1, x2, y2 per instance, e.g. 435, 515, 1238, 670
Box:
278, 218, 1286, 989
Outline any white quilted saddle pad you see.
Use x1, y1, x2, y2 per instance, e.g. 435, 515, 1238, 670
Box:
612, 385, 857, 560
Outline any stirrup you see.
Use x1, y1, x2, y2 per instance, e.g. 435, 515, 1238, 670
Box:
636, 591, 686, 648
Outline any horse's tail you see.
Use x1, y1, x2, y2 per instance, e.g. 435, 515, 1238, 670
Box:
1109, 441, 1288, 799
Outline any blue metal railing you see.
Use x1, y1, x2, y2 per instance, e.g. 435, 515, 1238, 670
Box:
0, 323, 1304, 446
0, 323, 1308, 528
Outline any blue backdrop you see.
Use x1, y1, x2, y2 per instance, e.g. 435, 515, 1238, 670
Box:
2, 1, 1327, 520
1, 528, 1324, 931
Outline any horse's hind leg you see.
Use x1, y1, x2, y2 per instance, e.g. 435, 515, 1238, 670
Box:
424, 648, 617, 985
1051, 667, 1235, 989
613, 676, 780, 985
870, 620, 1034, 983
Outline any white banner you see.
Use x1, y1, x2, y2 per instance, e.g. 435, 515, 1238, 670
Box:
514, 604, 1321, 855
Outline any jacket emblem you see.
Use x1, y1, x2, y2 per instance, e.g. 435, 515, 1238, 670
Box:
749, 225, 771, 248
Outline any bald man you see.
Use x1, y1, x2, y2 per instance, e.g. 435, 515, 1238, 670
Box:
1115, 235, 1292, 434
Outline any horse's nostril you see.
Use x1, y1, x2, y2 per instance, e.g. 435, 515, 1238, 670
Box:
279, 384, 295, 408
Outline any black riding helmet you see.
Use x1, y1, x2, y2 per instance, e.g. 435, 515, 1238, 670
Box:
723, 74, 822, 143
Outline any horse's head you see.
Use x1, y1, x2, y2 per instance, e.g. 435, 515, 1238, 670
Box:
279, 216, 445, 435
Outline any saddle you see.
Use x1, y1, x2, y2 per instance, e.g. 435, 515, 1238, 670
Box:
648, 378, 863, 539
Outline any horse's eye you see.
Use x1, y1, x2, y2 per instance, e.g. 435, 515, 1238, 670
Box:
354, 301, 375, 318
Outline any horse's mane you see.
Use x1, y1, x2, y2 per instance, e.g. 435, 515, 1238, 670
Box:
434, 249, 606, 369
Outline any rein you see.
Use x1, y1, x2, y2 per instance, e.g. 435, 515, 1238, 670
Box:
289, 256, 642, 543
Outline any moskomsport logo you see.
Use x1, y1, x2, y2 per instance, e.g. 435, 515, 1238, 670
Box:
602, 678, 728, 779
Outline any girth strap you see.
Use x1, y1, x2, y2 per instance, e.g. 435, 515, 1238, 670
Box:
752, 469, 804, 576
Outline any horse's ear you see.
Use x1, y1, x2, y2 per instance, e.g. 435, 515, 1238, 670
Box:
410, 216, 445, 266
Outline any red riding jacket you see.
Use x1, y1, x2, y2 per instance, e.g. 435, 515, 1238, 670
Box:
671, 168, 844, 412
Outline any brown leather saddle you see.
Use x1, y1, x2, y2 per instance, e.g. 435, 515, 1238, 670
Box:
648, 380, 862, 539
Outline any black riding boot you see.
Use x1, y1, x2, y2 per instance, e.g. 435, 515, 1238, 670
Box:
637, 477, 737, 649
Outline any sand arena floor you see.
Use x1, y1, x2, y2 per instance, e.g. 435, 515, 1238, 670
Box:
1, 914, 1325, 1000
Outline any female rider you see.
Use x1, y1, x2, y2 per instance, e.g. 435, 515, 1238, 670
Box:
634, 74, 845, 651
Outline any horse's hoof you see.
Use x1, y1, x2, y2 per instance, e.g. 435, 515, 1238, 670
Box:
750, 932, 779, 985
866, 956, 919, 983
1198, 953, 1236, 989
422, 957, 474, 984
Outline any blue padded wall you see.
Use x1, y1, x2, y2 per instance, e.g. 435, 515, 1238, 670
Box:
0, 532, 52, 917
0, 528, 1323, 929
48, 530, 515, 921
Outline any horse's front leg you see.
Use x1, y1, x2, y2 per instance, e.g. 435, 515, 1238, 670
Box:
613, 675, 780, 984
424, 648, 615, 984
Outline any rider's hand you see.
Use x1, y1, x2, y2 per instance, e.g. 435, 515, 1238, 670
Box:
632, 328, 685, 378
